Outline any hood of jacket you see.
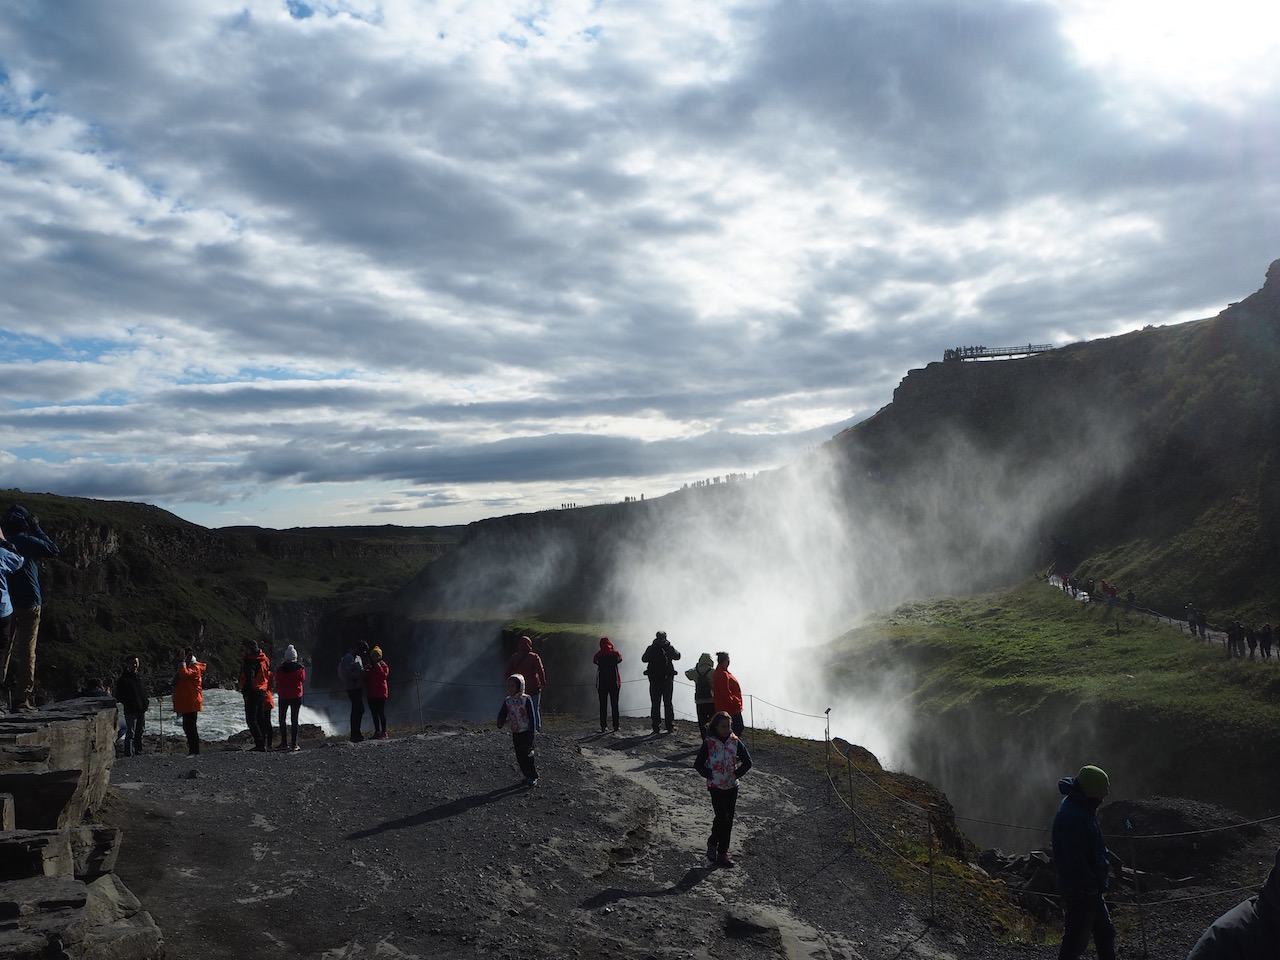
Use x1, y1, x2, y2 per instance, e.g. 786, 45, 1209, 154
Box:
508, 673, 526, 696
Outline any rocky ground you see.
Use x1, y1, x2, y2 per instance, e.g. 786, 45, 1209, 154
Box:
103, 717, 1279, 960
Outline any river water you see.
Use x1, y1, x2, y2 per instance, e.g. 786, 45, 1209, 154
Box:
138, 688, 337, 741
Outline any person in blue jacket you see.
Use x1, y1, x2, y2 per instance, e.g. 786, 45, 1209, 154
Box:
1053, 764, 1117, 960
1186, 843, 1280, 959
1, 505, 61, 713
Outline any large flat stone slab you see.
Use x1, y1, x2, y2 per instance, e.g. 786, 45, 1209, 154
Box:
0, 700, 118, 829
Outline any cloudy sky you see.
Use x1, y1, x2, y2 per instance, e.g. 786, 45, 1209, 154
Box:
2, 0, 1277, 529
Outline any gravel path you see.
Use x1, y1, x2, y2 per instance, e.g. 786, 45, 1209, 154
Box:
104, 718, 1266, 959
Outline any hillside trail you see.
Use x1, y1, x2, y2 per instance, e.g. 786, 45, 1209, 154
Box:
104, 719, 1014, 960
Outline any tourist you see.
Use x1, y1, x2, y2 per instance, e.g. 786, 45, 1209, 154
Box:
506, 636, 546, 733
0, 529, 25, 713
261, 652, 276, 750
113, 655, 150, 757
1052, 764, 1117, 960
1186, 843, 1280, 958
339, 641, 367, 742
276, 645, 306, 751
172, 646, 206, 756
694, 710, 753, 868
496, 673, 538, 787
593, 636, 623, 733
365, 645, 390, 740
685, 652, 717, 741
712, 651, 745, 736
0, 505, 60, 714
641, 630, 681, 734
238, 639, 271, 752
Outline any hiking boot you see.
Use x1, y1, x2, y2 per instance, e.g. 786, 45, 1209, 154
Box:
715, 853, 735, 868
706, 840, 717, 863
15, 702, 39, 714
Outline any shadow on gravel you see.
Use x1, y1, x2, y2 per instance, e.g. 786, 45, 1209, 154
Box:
579, 866, 717, 909
346, 783, 529, 839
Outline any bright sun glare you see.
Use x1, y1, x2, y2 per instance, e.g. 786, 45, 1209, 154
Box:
1057, 0, 1280, 102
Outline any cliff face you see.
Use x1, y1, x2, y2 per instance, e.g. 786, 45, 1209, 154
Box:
0, 493, 459, 699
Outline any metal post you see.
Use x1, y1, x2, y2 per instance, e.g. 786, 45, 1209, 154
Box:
925, 806, 936, 924
824, 707, 832, 804
749, 695, 755, 753
157, 696, 164, 754
1126, 818, 1149, 958
845, 745, 856, 843
414, 671, 424, 731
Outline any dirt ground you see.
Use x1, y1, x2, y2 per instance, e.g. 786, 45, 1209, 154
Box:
103, 717, 1277, 960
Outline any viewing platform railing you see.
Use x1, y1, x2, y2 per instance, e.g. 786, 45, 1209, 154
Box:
943, 343, 1054, 361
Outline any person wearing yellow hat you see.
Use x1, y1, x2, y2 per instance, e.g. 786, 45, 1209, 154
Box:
1053, 764, 1116, 960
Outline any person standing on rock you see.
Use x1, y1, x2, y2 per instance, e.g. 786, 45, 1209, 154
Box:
172, 646, 206, 756
1186, 842, 1280, 958
114, 655, 150, 756
365, 645, 390, 740
712, 651, 745, 736
238, 640, 271, 752
685, 652, 717, 740
1052, 764, 1118, 960
276, 645, 306, 751
496, 673, 538, 787
642, 630, 681, 734
694, 710, 753, 868
506, 636, 546, 733
0, 529, 27, 713
0, 505, 60, 714
339, 641, 367, 742
593, 636, 623, 732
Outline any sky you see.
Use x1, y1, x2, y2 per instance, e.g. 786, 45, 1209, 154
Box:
2, 0, 1278, 530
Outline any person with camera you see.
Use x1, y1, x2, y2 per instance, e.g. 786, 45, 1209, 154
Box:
641, 630, 681, 735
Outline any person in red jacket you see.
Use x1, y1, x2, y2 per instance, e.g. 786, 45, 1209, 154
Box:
364, 645, 390, 740
275, 645, 306, 751
712, 651, 745, 736
171, 646, 206, 756
506, 636, 546, 733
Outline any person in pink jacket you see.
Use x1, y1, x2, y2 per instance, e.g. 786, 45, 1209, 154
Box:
275, 645, 306, 751
364, 645, 390, 740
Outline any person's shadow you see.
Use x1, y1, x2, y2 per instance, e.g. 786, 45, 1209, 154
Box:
346, 783, 528, 840
579, 866, 715, 908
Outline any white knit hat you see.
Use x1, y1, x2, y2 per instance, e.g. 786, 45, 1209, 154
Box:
284, 645, 298, 662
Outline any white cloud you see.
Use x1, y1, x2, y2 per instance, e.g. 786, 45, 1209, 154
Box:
0, 0, 1276, 527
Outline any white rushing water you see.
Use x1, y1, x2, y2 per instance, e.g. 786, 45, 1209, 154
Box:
139, 688, 337, 741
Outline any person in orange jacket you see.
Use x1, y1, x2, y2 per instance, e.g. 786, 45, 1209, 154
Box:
238, 639, 271, 752
712, 651, 745, 736
172, 646, 206, 756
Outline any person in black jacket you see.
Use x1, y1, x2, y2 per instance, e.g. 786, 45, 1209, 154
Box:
641, 630, 681, 735
1053, 765, 1116, 960
1186, 843, 1280, 959
113, 655, 149, 757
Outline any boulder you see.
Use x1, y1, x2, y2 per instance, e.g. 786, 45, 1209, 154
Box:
0, 699, 118, 829
0, 831, 74, 881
